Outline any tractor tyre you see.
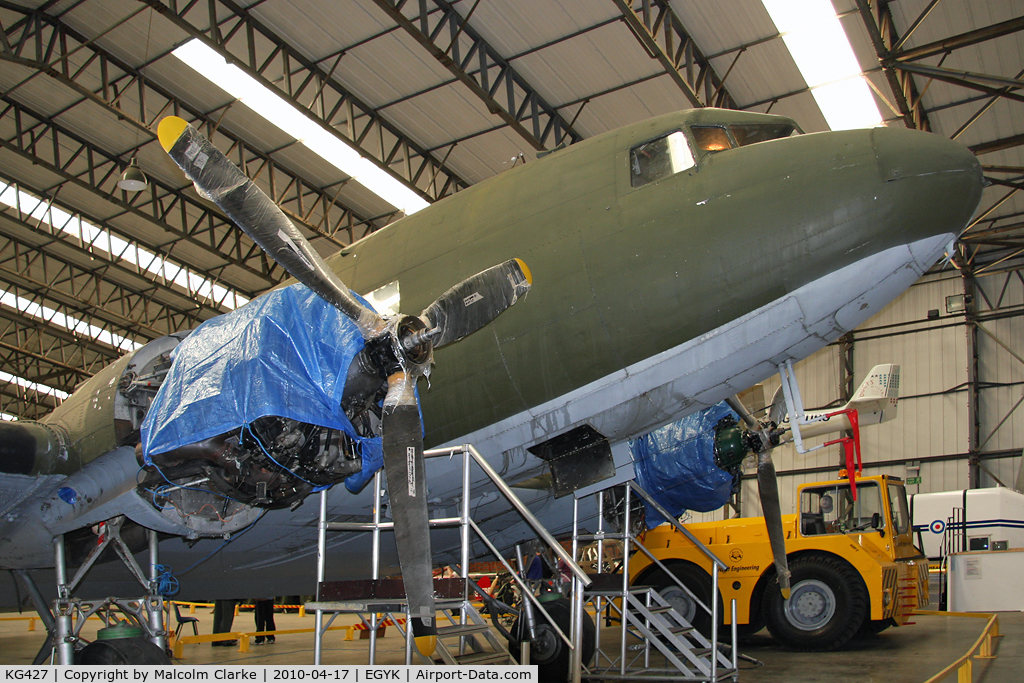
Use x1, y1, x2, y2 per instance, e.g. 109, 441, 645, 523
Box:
762, 555, 867, 651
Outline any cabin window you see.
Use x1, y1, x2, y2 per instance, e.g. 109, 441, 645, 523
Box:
629, 131, 695, 187
800, 482, 884, 536
729, 123, 797, 147
363, 280, 401, 316
888, 483, 910, 535
690, 126, 733, 152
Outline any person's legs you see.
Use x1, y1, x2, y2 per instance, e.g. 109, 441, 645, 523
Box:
212, 599, 239, 646
264, 600, 276, 643
254, 602, 264, 645
254, 600, 275, 644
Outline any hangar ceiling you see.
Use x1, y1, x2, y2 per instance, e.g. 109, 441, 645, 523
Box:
1, 0, 1023, 420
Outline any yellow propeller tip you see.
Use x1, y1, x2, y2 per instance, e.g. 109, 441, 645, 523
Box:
781, 587, 792, 600
514, 258, 533, 286
158, 116, 189, 153
414, 635, 436, 656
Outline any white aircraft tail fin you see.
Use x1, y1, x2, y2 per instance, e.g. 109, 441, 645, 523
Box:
846, 363, 900, 426
796, 364, 900, 438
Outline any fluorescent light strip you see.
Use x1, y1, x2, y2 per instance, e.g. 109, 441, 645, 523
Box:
0, 288, 140, 353
173, 40, 430, 216
763, 0, 883, 130
0, 370, 69, 401
1, 412, 18, 421
0, 182, 249, 311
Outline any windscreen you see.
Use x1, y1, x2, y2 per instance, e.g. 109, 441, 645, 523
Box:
729, 123, 797, 146
629, 131, 695, 187
691, 126, 733, 152
800, 482, 884, 536
888, 483, 910, 535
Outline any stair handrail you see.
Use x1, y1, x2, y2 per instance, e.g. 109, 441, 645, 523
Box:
628, 536, 715, 618
424, 444, 588, 654
426, 444, 592, 588
627, 481, 727, 571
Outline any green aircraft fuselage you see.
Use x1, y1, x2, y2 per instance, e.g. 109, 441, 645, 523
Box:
33, 108, 982, 471
2, 108, 984, 585
323, 108, 981, 449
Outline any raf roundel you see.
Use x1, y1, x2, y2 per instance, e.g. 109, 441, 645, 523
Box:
930, 520, 946, 534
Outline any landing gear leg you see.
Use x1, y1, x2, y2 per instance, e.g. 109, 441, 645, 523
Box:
54, 535, 76, 665
38, 517, 171, 664
146, 530, 167, 653
14, 569, 57, 664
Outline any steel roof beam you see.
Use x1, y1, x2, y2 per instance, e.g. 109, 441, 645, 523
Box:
0, 287, 122, 390
0, 214, 213, 338
370, 0, 582, 151
0, 334, 94, 390
892, 62, 1024, 92
0, 7, 378, 248
0, 253, 164, 346
613, 0, 738, 110
855, 0, 932, 131
0, 383, 60, 420
0, 97, 280, 292
892, 65, 1024, 107
142, 0, 468, 201
0, 305, 118, 367
0, 175, 227, 321
888, 15, 1024, 64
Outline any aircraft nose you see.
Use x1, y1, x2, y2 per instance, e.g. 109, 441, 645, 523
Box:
871, 126, 983, 237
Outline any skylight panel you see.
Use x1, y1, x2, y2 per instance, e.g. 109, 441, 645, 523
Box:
0, 288, 141, 353
0, 370, 69, 401
0, 182, 248, 311
173, 40, 430, 216
762, 0, 883, 130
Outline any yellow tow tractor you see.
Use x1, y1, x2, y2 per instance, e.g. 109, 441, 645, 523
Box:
629, 472, 929, 651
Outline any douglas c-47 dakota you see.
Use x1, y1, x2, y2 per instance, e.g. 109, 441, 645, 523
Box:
0, 106, 982, 665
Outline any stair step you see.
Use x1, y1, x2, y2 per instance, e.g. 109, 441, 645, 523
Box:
437, 623, 491, 638
454, 651, 512, 665
666, 625, 694, 636
647, 605, 675, 614
690, 647, 713, 656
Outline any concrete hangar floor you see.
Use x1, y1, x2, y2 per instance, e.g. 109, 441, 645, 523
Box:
1, 607, 1023, 680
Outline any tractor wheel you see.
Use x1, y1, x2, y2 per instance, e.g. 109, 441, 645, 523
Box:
510, 598, 595, 682
762, 555, 867, 651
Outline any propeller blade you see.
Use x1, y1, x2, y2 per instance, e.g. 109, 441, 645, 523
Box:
380, 370, 436, 656
157, 116, 385, 340
768, 384, 787, 426
420, 259, 532, 349
757, 451, 792, 599
726, 394, 791, 600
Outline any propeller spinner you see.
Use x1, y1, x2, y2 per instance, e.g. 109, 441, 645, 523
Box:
158, 116, 531, 655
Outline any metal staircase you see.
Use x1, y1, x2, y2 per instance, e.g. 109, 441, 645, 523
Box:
584, 582, 733, 680
574, 481, 738, 682
433, 598, 515, 666
308, 443, 590, 677
307, 444, 739, 681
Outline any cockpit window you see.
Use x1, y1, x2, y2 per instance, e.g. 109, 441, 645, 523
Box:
729, 123, 797, 147
691, 126, 733, 152
630, 131, 695, 188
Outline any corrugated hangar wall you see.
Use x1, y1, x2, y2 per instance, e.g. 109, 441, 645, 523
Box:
686, 260, 1024, 522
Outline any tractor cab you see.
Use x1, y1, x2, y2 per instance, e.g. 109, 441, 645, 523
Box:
798, 474, 918, 560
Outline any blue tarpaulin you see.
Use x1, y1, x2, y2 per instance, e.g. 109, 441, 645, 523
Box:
630, 402, 739, 528
141, 283, 384, 493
